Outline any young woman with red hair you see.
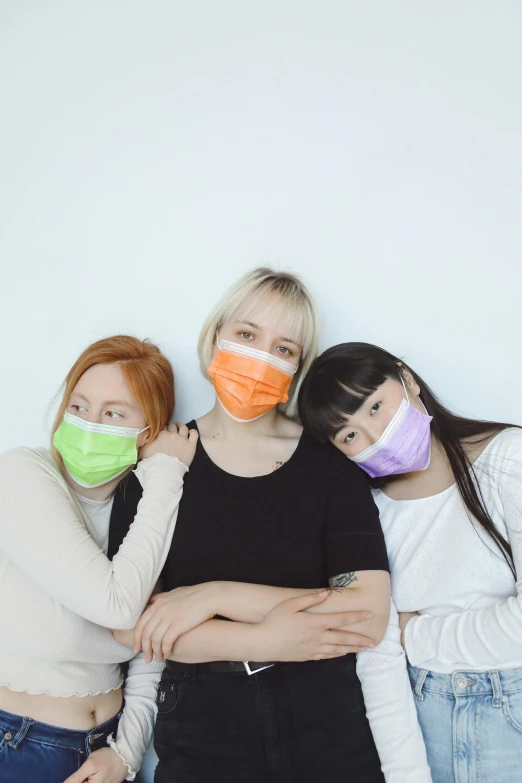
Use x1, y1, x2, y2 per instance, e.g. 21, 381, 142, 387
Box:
0, 335, 198, 783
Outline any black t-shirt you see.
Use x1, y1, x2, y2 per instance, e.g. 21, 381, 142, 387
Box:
146, 421, 388, 591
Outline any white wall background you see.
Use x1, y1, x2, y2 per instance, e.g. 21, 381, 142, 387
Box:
1, 1, 521, 778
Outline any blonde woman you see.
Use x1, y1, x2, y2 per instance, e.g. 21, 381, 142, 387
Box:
111, 269, 392, 783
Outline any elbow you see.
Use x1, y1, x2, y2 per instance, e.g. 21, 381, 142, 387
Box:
110, 614, 140, 631
107, 592, 151, 630
103, 602, 144, 632
371, 616, 389, 646
371, 598, 393, 645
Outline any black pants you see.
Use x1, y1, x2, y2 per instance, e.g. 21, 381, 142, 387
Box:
154, 655, 384, 783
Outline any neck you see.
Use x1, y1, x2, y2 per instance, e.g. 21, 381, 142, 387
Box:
64, 469, 130, 501
200, 399, 282, 441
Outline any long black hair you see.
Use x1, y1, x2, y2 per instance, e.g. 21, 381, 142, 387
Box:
298, 342, 518, 577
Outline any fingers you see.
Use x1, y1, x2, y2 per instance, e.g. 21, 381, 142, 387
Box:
175, 422, 189, 438
280, 591, 330, 614
322, 630, 375, 648
151, 620, 173, 662
311, 647, 361, 660
188, 428, 199, 443
135, 599, 179, 663
320, 644, 364, 658
141, 614, 165, 663
317, 609, 373, 629
62, 760, 92, 783
149, 592, 167, 604
134, 602, 158, 654
167, 422, 179, 434
161, 629, 179, 659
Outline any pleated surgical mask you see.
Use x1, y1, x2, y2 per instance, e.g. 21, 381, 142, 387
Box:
351, 376, 433, 478
53, 411, 149, 488
207, 337, 298, 423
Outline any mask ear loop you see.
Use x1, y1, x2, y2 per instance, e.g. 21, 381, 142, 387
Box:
398, 370, 430, 416
398, 371, 409, 401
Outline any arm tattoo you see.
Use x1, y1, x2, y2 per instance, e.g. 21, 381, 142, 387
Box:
329, 572, 358, 590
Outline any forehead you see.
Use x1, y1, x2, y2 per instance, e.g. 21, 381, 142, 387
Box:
230, 293, 305, 345
72, 363, 134, 401
340, 377, 405, 417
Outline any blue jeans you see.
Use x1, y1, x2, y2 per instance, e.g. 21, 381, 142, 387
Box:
0, 708, 121, 783
408, 664, 522, 783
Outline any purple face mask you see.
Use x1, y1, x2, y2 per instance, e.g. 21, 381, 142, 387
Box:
351, 380, 433, 479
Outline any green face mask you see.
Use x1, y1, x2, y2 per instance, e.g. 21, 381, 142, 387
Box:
53, 412, 149, 488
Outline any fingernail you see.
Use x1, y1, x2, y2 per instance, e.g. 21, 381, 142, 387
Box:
318, 590, 328, 597
365, 613, 373, 620
365, 644, 375, 649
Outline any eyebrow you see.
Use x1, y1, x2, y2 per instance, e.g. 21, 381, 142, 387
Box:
70, 393, 132, 408
332, 420, 350, 438
234, 321, 303, 348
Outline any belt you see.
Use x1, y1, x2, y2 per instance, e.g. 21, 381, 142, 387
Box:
165, 660, 277, 676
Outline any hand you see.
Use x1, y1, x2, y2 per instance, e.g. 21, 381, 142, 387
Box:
255, 591, 377, 662
134, 583, 221, 662
141, 422, 198, 467
398, 611, 419, 650
63, 747, 128, 783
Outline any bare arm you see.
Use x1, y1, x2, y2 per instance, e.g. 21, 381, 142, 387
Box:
116, 591, 377, 663
128, 572, 390, 663
168, 619, 261, 663
214, 570, 391, 644
168, 592, 378, 663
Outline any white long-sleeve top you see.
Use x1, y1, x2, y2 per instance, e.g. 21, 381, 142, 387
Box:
374, 428, 522, 673
357, 602, 433, 783
0, 445, 187, 778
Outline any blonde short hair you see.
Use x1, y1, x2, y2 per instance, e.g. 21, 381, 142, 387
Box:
198, 267, 319, 419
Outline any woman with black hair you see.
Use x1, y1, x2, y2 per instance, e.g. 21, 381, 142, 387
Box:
299, 342, 522, 783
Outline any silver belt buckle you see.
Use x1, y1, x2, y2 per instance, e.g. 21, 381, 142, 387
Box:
242, 661, 275, 676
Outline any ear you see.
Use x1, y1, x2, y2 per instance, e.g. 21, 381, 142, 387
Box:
396, 362, 421, 397
137, 429, 150, 448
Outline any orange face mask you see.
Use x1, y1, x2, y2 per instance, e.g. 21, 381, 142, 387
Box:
208, 337, 298, 422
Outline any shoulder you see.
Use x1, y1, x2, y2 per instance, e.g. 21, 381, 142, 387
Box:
326, 438, 372, 483
474, 428, 522, 471
0, 446, 64, 487
0, 445, 54, 470
300, 433, 373, 491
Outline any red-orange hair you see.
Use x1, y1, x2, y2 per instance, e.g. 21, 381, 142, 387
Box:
51, 335, 175, 460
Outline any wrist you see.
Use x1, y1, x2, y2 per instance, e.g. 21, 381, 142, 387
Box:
246, 619, 274, 662
210, 580, 228, 616
402, 613, 417, 656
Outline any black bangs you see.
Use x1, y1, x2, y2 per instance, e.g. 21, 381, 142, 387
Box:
298, 343, 398, 442
298, 377, 368, 442
298, 340, 519, 579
